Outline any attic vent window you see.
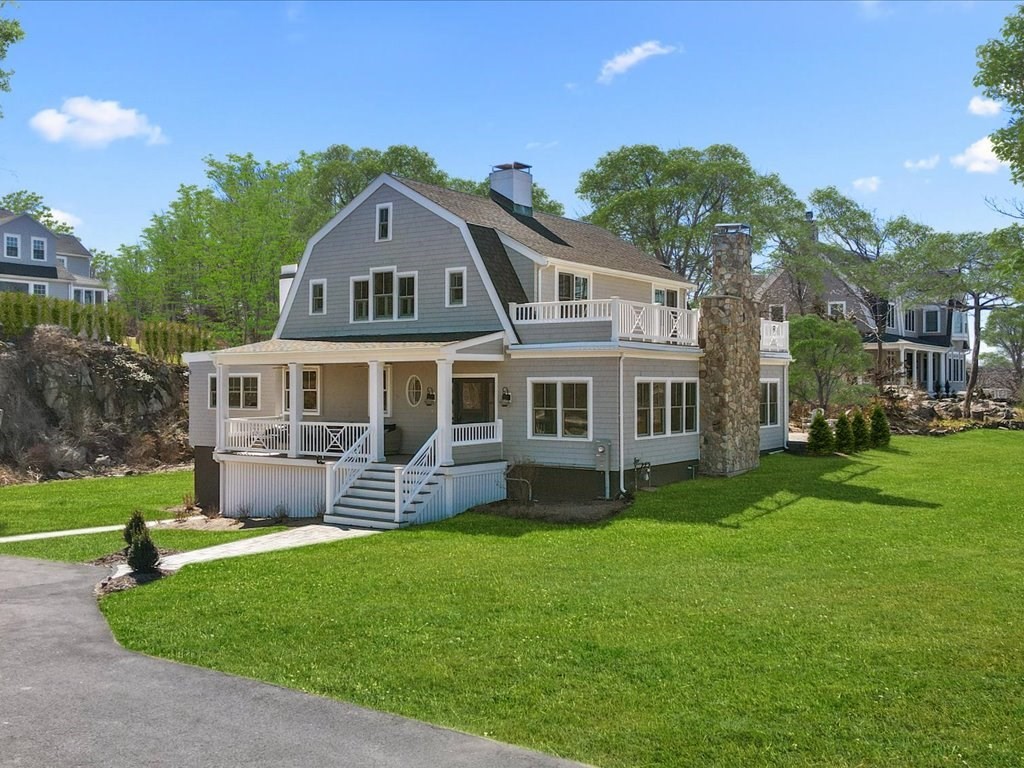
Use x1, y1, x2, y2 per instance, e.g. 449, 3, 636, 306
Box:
375, 203, 392, 242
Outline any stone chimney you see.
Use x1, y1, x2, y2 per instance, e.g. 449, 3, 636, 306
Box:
279, 263, 297, 313
489, 162, 533, 216
698, 223, 761, 477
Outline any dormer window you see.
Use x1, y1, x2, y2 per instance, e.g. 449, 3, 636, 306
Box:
309, 279, 326, 315
375, 203, 392, 242
31, 238, 46, 262
924, 309, 939, 333
4, 234, 19, 259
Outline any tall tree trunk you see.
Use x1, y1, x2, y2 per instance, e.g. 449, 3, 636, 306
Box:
964, 299, 983, 416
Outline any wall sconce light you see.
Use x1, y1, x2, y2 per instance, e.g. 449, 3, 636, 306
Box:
501, 387, 512, 407
425, 387, 436, 407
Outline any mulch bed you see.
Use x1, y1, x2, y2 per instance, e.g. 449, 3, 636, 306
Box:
483, 498, 629, 524
92, 546, 181, 597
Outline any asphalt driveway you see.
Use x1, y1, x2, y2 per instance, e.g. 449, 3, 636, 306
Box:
0, 556, 588, 768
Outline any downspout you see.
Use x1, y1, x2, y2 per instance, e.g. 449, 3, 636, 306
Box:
618, 352, 627, 496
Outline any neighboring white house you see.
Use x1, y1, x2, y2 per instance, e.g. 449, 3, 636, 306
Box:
185, 164, 790, 529
0, 209, 108, 304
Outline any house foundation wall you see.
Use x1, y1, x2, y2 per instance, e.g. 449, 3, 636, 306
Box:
514, 459, 699, 502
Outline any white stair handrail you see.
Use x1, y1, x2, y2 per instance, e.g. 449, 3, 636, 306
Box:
395, 430, 440, 523
326, 427, 372, 509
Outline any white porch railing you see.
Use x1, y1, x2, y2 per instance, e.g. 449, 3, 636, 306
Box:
301, 422, 369, 455
395, 430, 440, 523
224, 417, 290, 453
451, 420, 503, 446
326, 426, 372, 509
510, 299, 699, 347
760, 319, 789, 352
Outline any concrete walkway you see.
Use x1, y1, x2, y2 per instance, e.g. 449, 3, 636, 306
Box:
110, 523, 378, 578
0, 556, 588, 768
0, 516, 207, 544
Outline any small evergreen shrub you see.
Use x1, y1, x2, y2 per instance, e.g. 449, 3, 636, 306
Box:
126, 527, 160, 573
851, 409, 870, 452
870, 404, 891, 447
834, 413, 854, 454
123, 509, 148, 548
807, 412, 835, 456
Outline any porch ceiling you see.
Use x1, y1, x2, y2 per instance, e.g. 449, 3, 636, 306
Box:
208, 333, 502, 365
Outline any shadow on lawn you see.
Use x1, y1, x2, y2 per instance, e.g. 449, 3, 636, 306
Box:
625, 451, 939, 529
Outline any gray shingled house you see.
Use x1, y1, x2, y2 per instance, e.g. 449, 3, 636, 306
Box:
185, 164, 790, 529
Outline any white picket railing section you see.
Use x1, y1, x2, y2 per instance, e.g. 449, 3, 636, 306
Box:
224, 418, 290, 453
326, 427, 372, 508
395, 430, 440, 523
510, 299, 699, 346
301, 422, 368, 455
760, 319, 789, 352
451, 420, 503, 446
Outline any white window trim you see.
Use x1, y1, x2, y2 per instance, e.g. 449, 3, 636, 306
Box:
759, 378, 780, 428
768, 304, 786, 322
209, 372, 261, 411
57, 255, 68, 268
634, 377, 699, 440
904, 309, 916, 333
406, 375, 423, 407
358, 267, 418, 322
555, 268, 592, 301
924, 309, 940, 334
350, 275, 370, 323
651, 286, 680, 307
396, 270, 418, 321
31, 283, 48, 297
30, 237, 47, 262
282, 365, 322, 416
886, 302, 896, 329
375, 202, 393, 243
527, 376, 593, 441
308, 279, 327, 316
4, 233, 20, 260
452, 373, 498, 425
445, 267, 467, 308
827, 301, 846, 318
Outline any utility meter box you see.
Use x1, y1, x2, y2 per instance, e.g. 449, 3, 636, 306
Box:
594, 439, 612, 471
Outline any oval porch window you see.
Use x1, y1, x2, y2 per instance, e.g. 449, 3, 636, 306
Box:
406, 375, 423, 407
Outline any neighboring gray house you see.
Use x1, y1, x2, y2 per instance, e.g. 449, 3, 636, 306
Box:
0, 209, 108, 303
185, 164, 791, 529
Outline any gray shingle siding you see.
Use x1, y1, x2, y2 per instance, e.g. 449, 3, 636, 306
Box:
623, 357, 701, 467
279, 186, 505, 339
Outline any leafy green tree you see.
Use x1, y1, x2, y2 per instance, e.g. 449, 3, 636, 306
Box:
806, 412, 835, 456
982, 305, 1024, 398
975, 6, 1024, 184
0, 2, 24, 118
577, 144, 805, 296
870, 405, 891, 447
833, 413, 854, 454
851, 408, 871, 451
0, 190, 75, 234
789, 314, 871, 411
809, 187, 940, 390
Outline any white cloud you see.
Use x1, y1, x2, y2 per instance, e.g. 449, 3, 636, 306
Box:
50, 208, 82, 228
525, 140, 559, 151
597, 40, 677, 85
968, 95, 1000, 116
852, 176, 881, 193
903, 155, 940, 171
29, 97, 167, 148
950, 136, 1007, 173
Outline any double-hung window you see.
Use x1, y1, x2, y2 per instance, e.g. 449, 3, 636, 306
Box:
283, 366, 320, 415
375, 203, 392, 242
446, 267, 466, 307
529, 378, 591, 440
924, 309, 939, 333
354, 268, 416, 321
31, 284, 47, 297
636, 378, 698, 438
904, 310, 916, 333
209, 374, 260, 410
352, 278, 370, 321
309, 279, 326, 315
398, 274, 416, 318
373, 271, 394, 319
31, 238, 46, 262
827, 301, 846, 319
886, 302, 896, 329
759, 379, 780, 427
4, 234, 19, 259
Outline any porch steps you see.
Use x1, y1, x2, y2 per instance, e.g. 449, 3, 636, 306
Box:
325, 466, 438, 530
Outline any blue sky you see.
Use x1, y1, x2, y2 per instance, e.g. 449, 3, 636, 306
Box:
0, 0, 1020, 255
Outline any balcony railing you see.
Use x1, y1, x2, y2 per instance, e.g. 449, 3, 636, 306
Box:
510, 299, 700, 347
760, 319, 789, 353
223, 419, 368, 455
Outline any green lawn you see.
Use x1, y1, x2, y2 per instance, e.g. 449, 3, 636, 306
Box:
0, 526, 283, 563
101, 432, 1024, 767
0, 471, 193, 536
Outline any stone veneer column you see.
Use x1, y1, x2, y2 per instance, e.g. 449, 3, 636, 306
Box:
698, 223, 761, 477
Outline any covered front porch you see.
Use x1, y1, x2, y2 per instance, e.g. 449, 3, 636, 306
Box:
871, 343, 967, 395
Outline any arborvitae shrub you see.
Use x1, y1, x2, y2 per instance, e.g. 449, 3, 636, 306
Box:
123, 509, 148, 548
127, 527, 160, 573
807, 412, 835, 456
834, 413, 854, 454
851, 409, 870, 452
870, 404, 891, 447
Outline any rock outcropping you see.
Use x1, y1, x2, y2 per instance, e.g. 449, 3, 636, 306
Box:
0, 326, 189, 480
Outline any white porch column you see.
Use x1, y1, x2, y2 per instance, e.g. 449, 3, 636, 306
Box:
900, 350, 908, 387
911, 351, 919, 389
368, 360, 385, 462
287, 362, 301, 458
926, 352, 934, 395
215, 362, 228, 452
939, 352, 947, 393
436, 358, 454, 466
